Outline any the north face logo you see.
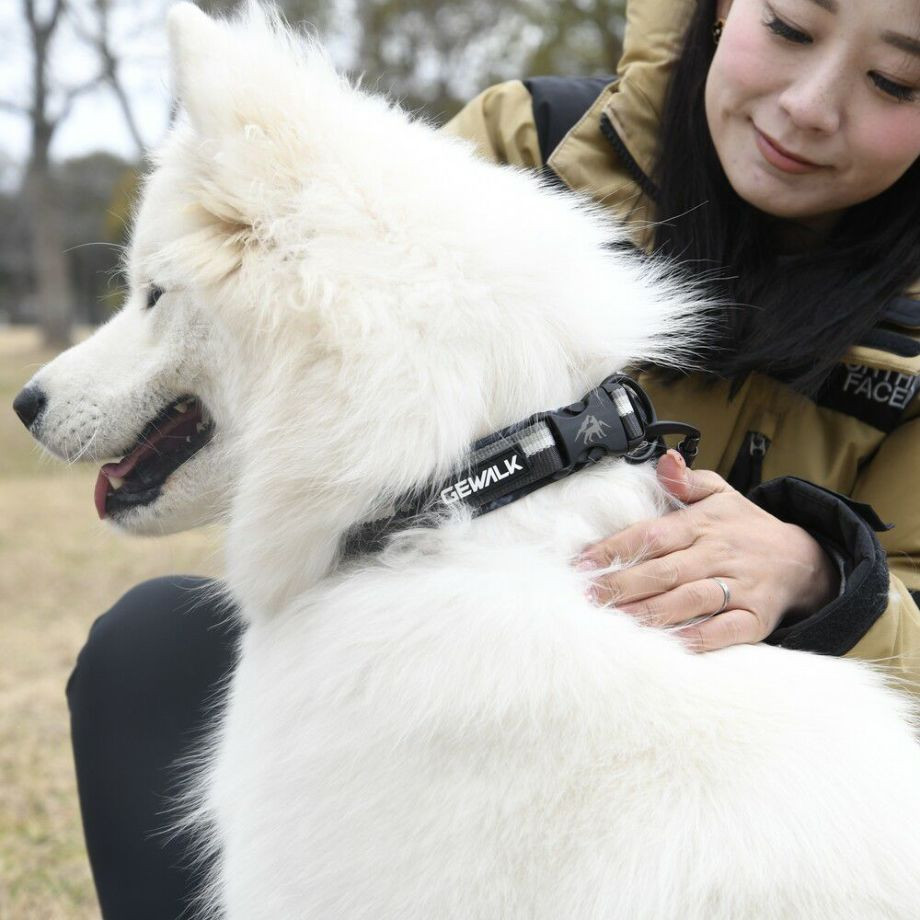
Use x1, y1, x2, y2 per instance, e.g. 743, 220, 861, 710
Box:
818, 363, 919, 431
840, 365, 918, 410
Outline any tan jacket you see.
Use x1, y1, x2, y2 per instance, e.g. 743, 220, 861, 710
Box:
444, 0, 920, 689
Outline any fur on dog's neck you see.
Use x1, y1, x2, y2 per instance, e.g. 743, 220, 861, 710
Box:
222, 325, 592, 616
219, 337, 679, 618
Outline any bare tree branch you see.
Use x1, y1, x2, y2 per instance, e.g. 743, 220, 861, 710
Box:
105, 68, 146, 154
24, 0, 66, 39
54, 71, 107, 124
49, 0, 66, 32
67, 1, 94, 44
68, 0, 148, 154
19, 0, 75, 346
0, 97, 29, 115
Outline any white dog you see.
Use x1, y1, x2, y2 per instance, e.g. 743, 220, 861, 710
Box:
15, 4, 920, 918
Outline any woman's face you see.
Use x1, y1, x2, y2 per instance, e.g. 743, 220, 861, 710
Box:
705, 0, 920, 226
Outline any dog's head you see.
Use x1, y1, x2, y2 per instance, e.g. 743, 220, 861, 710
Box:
14, 2, 703, 595
13, 3, 380, 536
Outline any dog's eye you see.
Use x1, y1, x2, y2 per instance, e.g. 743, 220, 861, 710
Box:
146, 285, 164, 310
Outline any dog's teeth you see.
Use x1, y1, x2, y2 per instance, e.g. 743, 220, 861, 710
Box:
186, 436, 192, 443
196, 422, 207, 433
108, 476, 124, 490
174, 401, 189, 414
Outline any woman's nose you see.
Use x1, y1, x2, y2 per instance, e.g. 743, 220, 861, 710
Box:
778, 63, 845, 135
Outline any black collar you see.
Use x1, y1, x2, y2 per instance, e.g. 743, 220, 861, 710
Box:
345, 373, 700, 556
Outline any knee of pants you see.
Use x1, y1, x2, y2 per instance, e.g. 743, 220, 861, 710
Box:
66, 575, 235, 714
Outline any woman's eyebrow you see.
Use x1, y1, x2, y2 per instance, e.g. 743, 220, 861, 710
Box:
802, 0, 837, 12
881, 31, 920, 60
801, 0, 920, 60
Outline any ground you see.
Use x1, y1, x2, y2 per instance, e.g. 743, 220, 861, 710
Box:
0, 326, 218, 919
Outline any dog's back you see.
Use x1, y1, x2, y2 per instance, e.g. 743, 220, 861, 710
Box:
199, 464, 920, 920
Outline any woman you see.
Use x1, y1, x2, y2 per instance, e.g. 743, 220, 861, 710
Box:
70, 0, 920, 916
447, 0, 920, 659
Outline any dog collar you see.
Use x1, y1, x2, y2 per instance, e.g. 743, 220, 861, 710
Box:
345, 373, 701, 555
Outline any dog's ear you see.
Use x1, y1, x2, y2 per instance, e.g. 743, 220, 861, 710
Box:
158, 2, 346, 282
161, 2, 301, 281
167, 2, 236, 137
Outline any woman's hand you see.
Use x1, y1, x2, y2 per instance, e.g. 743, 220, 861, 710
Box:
578, 451, 839, 651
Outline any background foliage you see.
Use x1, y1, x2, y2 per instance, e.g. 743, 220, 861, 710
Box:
1, 0, 626, 343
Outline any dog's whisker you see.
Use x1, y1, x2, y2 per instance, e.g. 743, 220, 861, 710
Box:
63, 240, 130, 255
70, 424, 102, 464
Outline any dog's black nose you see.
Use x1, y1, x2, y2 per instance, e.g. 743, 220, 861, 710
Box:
12, 385, 47, 430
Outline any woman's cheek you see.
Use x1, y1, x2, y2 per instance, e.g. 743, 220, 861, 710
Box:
863, 109, 920, 172
714, 15, 782, 100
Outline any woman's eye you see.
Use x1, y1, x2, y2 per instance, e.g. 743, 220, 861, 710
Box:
765, 13, 812, 45
146, 285, 164, 310
871, 73, 917, 103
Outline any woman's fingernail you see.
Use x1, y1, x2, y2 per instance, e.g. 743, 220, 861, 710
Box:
585, 584, 599, 604
669, 449, 685, 469
676, 628, 702, 652
575, 556, 601, 572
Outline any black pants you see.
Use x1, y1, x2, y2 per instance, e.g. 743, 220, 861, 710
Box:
67, 577, 241, 920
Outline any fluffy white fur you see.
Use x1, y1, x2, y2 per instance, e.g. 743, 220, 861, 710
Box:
22, 3, 920, 917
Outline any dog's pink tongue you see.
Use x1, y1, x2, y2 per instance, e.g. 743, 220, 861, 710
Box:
93, 452, 147, 519
94, 471, 110, 519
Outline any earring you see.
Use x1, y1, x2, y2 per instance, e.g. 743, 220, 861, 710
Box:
713, 19, 725, 44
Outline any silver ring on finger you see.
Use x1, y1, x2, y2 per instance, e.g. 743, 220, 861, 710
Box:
709, 577, 731, 615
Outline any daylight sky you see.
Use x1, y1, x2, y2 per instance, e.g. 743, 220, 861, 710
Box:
0, 1, 359, 190
1, 1, 186, 188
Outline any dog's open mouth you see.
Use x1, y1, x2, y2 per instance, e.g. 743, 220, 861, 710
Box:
94, 396, 215, 519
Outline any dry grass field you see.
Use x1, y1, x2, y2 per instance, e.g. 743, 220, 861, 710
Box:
0, 326, 219, 919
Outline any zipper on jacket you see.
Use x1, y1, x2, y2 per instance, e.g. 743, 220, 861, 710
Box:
599, 114, 660, 202
727, 431, 772, 495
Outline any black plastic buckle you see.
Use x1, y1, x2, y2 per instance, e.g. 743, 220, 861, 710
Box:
544, 375, 649, 471
545, 374, 702, 472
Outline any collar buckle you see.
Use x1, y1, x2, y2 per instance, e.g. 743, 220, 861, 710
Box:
544, 373, 700, 472
544, 376, 647, 470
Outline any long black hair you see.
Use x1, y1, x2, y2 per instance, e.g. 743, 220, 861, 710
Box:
650, 0, 920, 394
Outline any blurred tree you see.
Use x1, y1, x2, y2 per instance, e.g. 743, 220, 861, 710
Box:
0, 190, 32, 325
195, 0, 626, 120
329, 0, 625, 119
55, 152, 134, 323
70, 0, 154, 154
0, 155, 136, 326
6, 0, 96, 346
1, 0, 627, 335
3, 0, 152, 344
520, 0, 626, 79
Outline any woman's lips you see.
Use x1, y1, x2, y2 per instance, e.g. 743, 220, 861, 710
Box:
754, 127, 824, 174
